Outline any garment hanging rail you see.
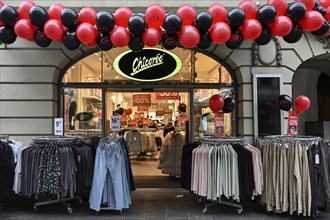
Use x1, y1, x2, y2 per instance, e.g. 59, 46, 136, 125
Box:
194, 136, 245, 214
258, 135, 322, 147
31, 135, 82, 214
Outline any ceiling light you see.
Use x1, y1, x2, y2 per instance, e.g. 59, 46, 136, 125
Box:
71, 66, 75, 69
99, 57, 102, 60
95, 53, 99, 56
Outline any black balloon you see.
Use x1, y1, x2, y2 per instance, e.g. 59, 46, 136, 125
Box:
195, 11, 213, 32
227, 8, 246, 29
163, 13, 182, 33
197, 32, 212, 50
0, 26, 17, 44
61, 8, 79, 30
283, 24, 303, 43
222, 97, 236, 113
135, 12, 145, 19
286, 2, 306, 22
34, 29, 52, 47
96, 11, 115, 32
117, 107, 125, 115
96, 32, 113, 51
314, 0, 320, 9
178, 103, 187, 113
62, 30, 81, 50
225, 30, 243, 49
315, 6, 327, 16
29, 6, 49, 27
128, 15, 147, 36
312, 20, 330, 36
128, 35, 144, 52
0, 5, 19, 26
255, 27, 272, 45
278, 94, 292, 111
161, 32, 178, 50
256, 4, 277, 25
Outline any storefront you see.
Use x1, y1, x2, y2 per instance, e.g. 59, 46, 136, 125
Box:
60, 46, 236, 142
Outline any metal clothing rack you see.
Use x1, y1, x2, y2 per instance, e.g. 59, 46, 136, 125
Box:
194, 136, 245, 214
31, 136, 82, 214
258, 135, 322, 148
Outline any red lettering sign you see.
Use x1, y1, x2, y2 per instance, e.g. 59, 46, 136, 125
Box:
138, 106, 149, 111
214, 112, 225, 137
156, 92, 180, 100
156, 110, 164, 117
163, 108, 173, 115
133, 94, 151, 106
288, 111, 298, 136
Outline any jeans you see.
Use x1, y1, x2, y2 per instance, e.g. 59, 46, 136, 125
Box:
89, 140, 131, 211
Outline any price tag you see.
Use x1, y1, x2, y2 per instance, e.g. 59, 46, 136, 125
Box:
315, 154, 320, 165
214, 112, 225, 137
54, 118, 63, 136
287, 111, 298, 136
111, 115, 121, 132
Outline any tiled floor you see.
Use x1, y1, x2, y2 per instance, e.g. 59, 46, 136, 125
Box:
1, 188, 330, 219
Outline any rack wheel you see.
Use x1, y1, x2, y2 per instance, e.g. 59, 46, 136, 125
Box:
202, 208, 208, 214
67, 207, 73, 214
33, 207, 38, 213
237, 208, 243, 215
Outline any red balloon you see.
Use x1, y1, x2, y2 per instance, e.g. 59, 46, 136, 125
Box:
294, 0, 316, 11
115, 7, 133, 27
208, 4, 227, 23
267, 0, 288, 16
299, 10, 324, 31
210, 22, 231, 44
142, 28, 161, 47
145, 4, 166, 28
209, 94, 224, 112
177, 4, 196, 25
294, 95, 310, 113
18, 1, 36, 19
110, 26, 130, 47
241, 19, 262, 40
178, 25, 200, 48
125, 108, 132, 115
48, 4, 64, 21
238, 0, 258, 19
79, 7, 97, 25
14, 19, 35, 39
325, 6, 330, 22
320, 0, 330, 9
269, 15, 293, 36
86, 40, 97, 48
76, 23, 96, 44
44, 19, 64, 40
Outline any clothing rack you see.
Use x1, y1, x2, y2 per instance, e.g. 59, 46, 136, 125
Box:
192, 136, 245, 214
258, 135, 322, 147
31, 136, 82, 214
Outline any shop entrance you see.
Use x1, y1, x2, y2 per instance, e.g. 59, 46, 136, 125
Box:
106, 89, 189, 188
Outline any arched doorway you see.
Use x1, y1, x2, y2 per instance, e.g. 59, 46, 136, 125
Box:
57, 46, 238, 189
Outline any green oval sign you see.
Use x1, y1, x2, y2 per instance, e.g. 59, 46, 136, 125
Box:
113, 48, 182, 82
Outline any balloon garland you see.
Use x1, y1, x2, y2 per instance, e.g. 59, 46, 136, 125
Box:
1, 0, 330, 50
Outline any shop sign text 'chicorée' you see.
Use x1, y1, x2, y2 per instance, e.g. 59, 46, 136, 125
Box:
114, 48, 182, 82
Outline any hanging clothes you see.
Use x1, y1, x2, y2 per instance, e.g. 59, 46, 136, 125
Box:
14, 138, 78, 199
159, 131, 185, 176
89, 136, 134, 212
124, 129, 143, 152
257, 136, 324, 217
0, 140, 15, 191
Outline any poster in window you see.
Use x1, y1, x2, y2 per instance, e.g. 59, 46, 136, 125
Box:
214, 112, 225, 137
288, 111, 298, 136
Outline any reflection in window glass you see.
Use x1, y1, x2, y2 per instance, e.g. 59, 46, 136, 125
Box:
63, 88, 102, 136
193, 88, 234, 138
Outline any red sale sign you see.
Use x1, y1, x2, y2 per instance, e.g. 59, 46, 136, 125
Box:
156, 110, 164, 117
156, 92, 180, 100
288, 111, 299, 136
214, 112, 225, 137
133, 94, 151, 106
138, 106, 149, 111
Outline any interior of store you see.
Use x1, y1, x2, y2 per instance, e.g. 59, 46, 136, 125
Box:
62, 46, 235, 188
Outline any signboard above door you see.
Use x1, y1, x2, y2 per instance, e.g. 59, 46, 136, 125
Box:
113, 48, 182, 82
